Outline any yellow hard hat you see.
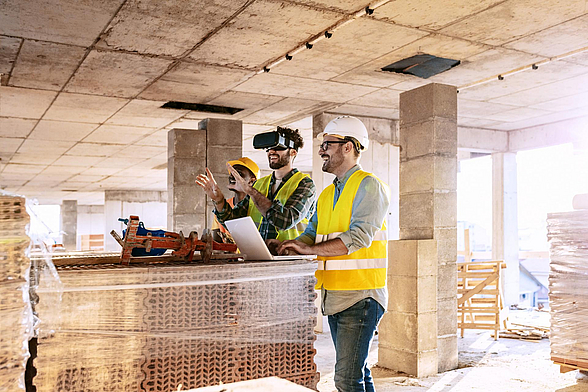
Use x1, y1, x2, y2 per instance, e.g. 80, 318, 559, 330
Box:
227, 157, 260, 179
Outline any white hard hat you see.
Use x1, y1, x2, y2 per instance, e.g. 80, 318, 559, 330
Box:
318, 116, 369, 151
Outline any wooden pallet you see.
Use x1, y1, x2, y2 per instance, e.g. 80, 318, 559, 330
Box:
457, 258, 506, 340
552, 356, 588, 373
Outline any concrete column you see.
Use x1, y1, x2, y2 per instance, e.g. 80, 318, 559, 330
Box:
379, 240, 438, 377
167, 119, 242, 235
492, 152, 519, 306
104, 190, 167, 251
381, 83, 458, 375
60, 200, 77, 251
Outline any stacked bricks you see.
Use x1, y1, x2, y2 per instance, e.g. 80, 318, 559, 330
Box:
33, 260, 319, 391
0, 194, 33, 391
547, 210, 588, 369
167, 119, 243, 235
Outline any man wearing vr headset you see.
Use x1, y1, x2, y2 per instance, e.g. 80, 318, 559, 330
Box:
197, 127, 316, 241
276, 116, 390, 392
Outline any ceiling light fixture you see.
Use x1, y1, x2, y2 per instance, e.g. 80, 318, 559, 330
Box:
257, 0, 393, 74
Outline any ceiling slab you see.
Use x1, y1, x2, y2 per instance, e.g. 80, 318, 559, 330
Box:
9, 40, 86, 90
0, 36, 22, 75
17, 139, 75, 156
189, 0, 343, 69
505, 14, 588, 57
9, 153, 62, 165
0, 87, 57, 119
81, 124, 155, 145
373, 0, 505, 30
134, 129, 168, 147
65, 142, 125, 157
0, 0, 126, 46
233, 73, 378, 102
347, 88, 403, 109
97, 0, 250, 57
288, 0, 373, 13
0, 118, 37, 138
458, 99, 520, 119
51, 155, 105, 167
139, 62, 253, 102
64, 50, 173, 98
273, 19, 428, 80
240, 97, 331, 124
328, 104, 399, 119
439, 0, 588, 46
205, 91, 286, 119
2, 163, 47, 174
28, 120, 97, 141
43, 93, 128, 123
530, 91, 588, 112
105, 99, 188, 128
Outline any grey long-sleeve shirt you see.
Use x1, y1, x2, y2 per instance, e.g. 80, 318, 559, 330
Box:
297, 164, 390, 315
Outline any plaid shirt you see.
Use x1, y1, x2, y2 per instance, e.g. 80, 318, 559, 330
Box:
214, 169, 316, 240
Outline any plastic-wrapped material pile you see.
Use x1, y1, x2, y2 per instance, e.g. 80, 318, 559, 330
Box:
34, 259, 318, 391
547, 209, 588, 369
0, 194, 33, 391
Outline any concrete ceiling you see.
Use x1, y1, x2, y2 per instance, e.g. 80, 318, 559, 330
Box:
1, 0, 587, 204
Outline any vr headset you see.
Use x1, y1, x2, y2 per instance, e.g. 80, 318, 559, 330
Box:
253, 131, 297, 151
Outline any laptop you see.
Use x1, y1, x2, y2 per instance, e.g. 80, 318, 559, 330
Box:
225, 216, 316, 261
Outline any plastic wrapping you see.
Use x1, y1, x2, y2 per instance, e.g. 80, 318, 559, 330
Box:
0, 193, 33, 392
547, 210, 588, 367
33, 259, 319, 391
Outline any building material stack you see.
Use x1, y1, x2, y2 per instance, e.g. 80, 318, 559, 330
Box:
0, 194, 33, 391
33, 259, 318, 391
547, 209, 588, 371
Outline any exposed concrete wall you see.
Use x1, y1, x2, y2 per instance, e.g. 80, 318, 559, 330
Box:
383, 83, 458, 375
60, 200, 77, 251
77, 204, 105, 248
104, 190, 167, 252
167, 119, 242, 235
492, 152, 520, 306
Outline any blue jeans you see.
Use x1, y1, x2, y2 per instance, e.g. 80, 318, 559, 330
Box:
328, 298, 385, 392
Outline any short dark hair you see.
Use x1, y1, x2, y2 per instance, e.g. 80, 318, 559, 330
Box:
344, 137, 361, 158
233, 164, 256, 180
277, 126, 303, 150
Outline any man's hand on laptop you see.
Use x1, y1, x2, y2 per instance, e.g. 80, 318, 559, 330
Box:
278, 240, 312, 255
266, 239, 281, 255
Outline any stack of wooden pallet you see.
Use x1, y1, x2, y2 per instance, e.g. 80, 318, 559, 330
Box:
547, 210, 588, 373
0, 194, 33, 391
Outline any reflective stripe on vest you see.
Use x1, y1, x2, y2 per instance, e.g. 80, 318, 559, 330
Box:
314, 170, 389, 291
248, 171, 310, 241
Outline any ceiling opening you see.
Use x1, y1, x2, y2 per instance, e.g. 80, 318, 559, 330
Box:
161, 101, 244, 115
381, 54, 460, 79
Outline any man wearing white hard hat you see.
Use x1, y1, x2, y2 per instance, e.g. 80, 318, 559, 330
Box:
276, 116, 390, 392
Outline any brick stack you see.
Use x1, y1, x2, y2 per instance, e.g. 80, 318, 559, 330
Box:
0, 194, 33, 392
547, 210, 588, 370
34, 260, 318, 391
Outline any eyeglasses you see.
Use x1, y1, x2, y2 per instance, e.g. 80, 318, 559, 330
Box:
319, 140, 349, 151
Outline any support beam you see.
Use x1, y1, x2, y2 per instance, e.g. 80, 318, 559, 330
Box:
492, 152, 519, 306
458, 127, 508, 153
508, 116, 588, 152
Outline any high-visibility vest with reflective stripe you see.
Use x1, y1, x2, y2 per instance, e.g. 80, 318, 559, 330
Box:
248, 171, 310, 241
315, 170, 388, 291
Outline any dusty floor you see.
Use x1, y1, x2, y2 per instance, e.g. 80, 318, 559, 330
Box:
314, 330, 588, 392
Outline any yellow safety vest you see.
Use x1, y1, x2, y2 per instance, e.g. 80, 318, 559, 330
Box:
315, 170, 388, 291
248, 171, 310, 241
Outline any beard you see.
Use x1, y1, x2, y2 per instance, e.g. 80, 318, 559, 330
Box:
268, 153, 290, 169
321, 147, 344, 173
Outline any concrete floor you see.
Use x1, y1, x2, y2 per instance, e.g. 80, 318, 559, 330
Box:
314, 330, 588, 392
